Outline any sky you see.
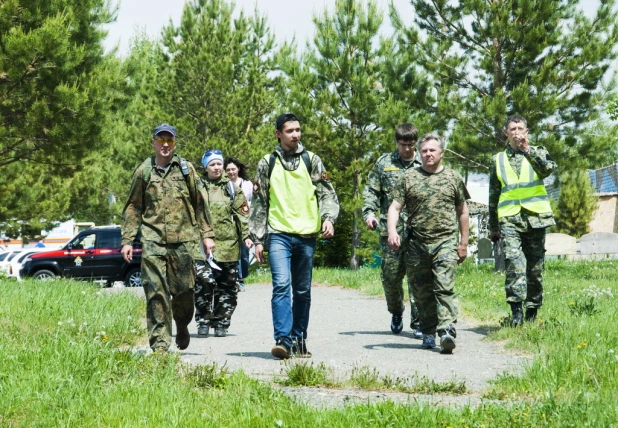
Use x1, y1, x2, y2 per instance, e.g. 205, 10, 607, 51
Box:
103, 0, 407, 55
103, 0, 600, 56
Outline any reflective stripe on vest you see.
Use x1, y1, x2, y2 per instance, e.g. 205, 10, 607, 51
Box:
496, 151, 552, 218
267, 153, 321, 234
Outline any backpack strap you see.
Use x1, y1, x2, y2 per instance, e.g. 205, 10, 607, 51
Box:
227, 180, 236, 202
142, 155, 198, 209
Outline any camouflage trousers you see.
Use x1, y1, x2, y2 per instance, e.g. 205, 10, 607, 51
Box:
379, 236, 419, 327
194, 260, 239, 328
500, 222, 546, 309
404, 237, 459, 335
141, 241, 196, 351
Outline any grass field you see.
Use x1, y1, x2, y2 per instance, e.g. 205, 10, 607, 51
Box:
1, 260, 617, 426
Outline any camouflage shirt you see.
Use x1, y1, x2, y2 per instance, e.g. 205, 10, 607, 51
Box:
488, 145, 557, 232
121, 154, 214, 247
198, 172, 250, 262
362, 150, 421, 236
249, 143, 340, 244
392, 166, 470, 244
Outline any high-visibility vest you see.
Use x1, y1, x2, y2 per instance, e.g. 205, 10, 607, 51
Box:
495, 151, 552, 218
267, 152, 321, 234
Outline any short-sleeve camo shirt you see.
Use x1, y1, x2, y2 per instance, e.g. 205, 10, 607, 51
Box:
392, 166, 470, 244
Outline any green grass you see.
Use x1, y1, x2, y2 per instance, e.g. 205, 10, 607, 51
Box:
277, 361, 466, 395
2, 260, 618, 426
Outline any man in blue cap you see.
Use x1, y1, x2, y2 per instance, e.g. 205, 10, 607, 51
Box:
121, 123, 214, 353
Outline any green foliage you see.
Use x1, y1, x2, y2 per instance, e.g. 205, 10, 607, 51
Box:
278, 361, 335, 387
183, 362, 229, 389
568, 297, 599, 317
393, 0, 618, 172
157, 0, 279, 168
551, 169, 598, 237
0, 0, 123, 231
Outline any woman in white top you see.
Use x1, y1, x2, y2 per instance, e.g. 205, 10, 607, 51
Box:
224, 157, 252, 289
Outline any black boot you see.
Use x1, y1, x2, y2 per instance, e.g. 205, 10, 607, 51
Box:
525, 307, 538, 322
510, 302, 523, 327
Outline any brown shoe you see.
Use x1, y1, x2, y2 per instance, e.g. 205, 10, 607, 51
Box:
175, 323, 190, 350
271, 340, 292, 359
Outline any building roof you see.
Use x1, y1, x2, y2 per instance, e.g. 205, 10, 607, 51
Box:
589, 164, 618, 194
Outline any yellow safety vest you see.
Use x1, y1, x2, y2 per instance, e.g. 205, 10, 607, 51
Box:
267, 153, 321, 234
495, 151, 552, 218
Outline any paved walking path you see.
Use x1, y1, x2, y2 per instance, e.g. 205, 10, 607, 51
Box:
125, 282, 527, 406
187, 284, 524, 392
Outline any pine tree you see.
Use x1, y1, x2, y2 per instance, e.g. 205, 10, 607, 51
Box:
157, 0, 279, 168
552, 170, 597, 238
0, 0, 118, 234
394, 0, 618, 171
0, 0, 115, 169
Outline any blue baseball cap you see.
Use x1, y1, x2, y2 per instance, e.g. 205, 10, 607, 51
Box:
153, 123, 177, 137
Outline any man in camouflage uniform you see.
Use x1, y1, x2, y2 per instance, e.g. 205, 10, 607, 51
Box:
121, 123, 214, 352
388, 134, 470, 354
194, 149, 253, 338
250, 113, 340, 360
489, 115, 557, 325
363, 123, 422, 339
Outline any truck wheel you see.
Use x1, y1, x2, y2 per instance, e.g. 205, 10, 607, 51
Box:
124, 268, 142, 287
33, 270, 56, 281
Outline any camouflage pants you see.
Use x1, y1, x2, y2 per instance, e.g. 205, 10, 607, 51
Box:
379, 236, 419, 327
141, 241, 196, 351
405, 237, 459, 335
194, 260, 239, 328
501, 222, 546, 308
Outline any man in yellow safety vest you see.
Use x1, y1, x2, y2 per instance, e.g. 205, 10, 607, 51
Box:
489, 115, 557, 326
249, 113, 340, 359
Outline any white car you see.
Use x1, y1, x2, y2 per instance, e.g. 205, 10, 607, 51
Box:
0, 249, 26, 272
3, 249, 51, 280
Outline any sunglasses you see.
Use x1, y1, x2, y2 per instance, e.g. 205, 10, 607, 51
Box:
154, 137, 176, 145
204, 149, 222, 156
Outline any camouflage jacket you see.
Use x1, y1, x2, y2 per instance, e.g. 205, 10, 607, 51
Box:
121, 154, 214, 248
249, 143, 340, 244
362, 150, 421, 237
199, 173, 250, 262
488, 145, 557, 232
392, 166, 470, 245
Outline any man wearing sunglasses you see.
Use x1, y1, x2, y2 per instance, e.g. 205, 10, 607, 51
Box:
363, 123, 423, 340
250, 113, 340, 359
121, 123, 214, 353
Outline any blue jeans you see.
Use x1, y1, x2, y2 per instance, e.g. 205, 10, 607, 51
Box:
268, 233, 316, 346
